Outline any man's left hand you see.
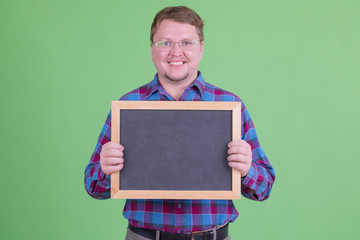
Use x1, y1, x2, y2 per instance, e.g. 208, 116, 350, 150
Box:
227, 140, 252, 177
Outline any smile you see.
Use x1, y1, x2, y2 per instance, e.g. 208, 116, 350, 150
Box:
169, 61, 186, 65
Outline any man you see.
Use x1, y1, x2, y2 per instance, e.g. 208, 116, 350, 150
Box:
84, 6, 275, 240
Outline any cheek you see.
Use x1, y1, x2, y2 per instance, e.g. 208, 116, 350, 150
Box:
152, 52, 169, 73
187, 52, 202, 64
185, 52, 193, 58
151, 53, 157, 64
185, 49, 202, 62
151, 53, 161, 68
152, 51, 167, 64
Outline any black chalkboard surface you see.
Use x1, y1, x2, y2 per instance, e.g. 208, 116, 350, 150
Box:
111, 101, 241, 199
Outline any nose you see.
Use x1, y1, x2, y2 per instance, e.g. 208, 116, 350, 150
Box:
169, 42, 183, 55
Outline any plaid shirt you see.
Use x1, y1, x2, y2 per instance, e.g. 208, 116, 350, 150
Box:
84, 72, 275, 233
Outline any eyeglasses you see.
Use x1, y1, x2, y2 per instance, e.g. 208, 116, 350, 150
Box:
151, 40, 202, 51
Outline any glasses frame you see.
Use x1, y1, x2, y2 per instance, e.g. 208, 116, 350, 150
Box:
151, 40, 202, 51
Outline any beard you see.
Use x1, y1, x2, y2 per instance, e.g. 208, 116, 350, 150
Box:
164, 72, 189, 82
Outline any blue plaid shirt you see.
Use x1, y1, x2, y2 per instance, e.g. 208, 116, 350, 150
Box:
84, 72, 275, 233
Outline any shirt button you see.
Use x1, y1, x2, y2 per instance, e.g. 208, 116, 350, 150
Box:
178, 204, 181, 208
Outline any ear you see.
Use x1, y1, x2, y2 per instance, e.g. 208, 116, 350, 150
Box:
200, 41, 204, 59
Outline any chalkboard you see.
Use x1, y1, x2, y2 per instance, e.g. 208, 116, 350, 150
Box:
111, 101, 241, 199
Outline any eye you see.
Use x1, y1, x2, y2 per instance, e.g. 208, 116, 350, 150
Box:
159, 41, 172, 47
181, 41, 193, 46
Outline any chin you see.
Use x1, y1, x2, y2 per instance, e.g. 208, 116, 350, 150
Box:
165, 73, 189, 82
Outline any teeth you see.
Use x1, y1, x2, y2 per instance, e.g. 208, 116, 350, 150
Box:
169, 62, 184, 65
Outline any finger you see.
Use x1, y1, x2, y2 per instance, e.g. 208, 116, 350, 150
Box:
227, 140, 242, 147
227, 140, 251, 149
103, 142, 125, 151
227, 154, 248, 163
102, 157, 124, 166
228, 161, 246, 173
102, 164, 124, 175
229, 140, 250, 148
102, 148, 124, 158
227, 146, 251, 155
228, 161, 251, 177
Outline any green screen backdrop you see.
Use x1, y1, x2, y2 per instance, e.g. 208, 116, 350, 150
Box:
1, 0, 359, 239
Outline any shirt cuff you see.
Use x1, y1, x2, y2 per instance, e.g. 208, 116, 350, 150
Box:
93, 164, 107, 181
241, 164, 256, 184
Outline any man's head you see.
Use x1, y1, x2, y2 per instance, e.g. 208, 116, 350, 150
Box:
150, 6, 204, 42
150, 6, 205, 86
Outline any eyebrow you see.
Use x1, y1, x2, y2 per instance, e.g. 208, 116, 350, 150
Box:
156, 38, 193, 42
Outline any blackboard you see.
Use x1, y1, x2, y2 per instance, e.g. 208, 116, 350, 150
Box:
111, 101, 241, 199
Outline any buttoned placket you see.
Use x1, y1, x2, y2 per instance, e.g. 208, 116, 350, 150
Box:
157, 86, 174, 101
174, 200, 184, 233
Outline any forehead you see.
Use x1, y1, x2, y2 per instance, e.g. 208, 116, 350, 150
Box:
153, 19, 199, 41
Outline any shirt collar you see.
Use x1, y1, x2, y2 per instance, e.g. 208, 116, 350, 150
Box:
145, 71, 206, 100
144, 74, 161, 99
192, 71, 205, 98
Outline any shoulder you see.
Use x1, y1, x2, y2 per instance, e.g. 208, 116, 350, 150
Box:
202, 82, 251, 116
118, 81, 153, 101
203, 82, 243, 103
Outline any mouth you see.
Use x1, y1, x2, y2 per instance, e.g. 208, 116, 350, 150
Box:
168, 61, 186, 66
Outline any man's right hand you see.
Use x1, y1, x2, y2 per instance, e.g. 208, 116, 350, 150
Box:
99, 142, 125, 175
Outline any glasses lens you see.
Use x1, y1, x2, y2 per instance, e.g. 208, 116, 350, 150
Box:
180, 41, 194, 47
154, 40, 199, 51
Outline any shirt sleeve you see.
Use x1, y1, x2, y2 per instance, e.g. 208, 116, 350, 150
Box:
240, 103, 275, 201
84, 111, 112, 199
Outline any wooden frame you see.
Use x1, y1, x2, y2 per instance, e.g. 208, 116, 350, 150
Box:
111, 101, 241, 199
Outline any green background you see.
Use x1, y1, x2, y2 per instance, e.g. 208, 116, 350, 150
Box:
1, 0, 359, 239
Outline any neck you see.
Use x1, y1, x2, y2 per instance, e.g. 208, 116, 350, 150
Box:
158, 75, 197, 100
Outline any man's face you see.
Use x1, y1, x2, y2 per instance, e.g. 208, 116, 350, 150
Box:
151, 19, 204, 85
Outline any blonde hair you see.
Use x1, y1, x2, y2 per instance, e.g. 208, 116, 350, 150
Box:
150, 6, 204, 42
